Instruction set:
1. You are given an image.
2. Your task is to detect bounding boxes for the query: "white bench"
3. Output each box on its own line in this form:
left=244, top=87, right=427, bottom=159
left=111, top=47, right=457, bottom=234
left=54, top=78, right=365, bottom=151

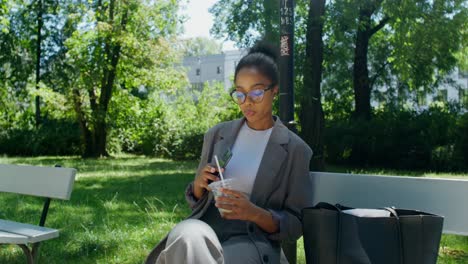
left=283, top=172, right=468, bottom=264
left=0, top=164, right=76, bottom=264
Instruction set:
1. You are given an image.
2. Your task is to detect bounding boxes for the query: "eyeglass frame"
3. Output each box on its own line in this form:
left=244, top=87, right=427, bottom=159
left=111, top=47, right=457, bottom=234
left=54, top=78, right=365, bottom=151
left=229, top=83, right=277, bottom=105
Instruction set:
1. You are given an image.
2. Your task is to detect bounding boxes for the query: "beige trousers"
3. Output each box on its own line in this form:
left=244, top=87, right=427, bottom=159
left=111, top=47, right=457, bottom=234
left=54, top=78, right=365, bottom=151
left=155, top=219, right=263, bottom=264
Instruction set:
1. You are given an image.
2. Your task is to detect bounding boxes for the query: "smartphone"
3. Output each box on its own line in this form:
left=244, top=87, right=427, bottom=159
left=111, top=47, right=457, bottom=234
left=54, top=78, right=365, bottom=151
left=209, top=148, right=233, bottom=180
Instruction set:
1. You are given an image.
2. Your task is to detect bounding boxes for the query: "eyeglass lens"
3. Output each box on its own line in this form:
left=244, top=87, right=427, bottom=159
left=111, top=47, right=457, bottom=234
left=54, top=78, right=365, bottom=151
left=232, top=89, right=265, bottom=104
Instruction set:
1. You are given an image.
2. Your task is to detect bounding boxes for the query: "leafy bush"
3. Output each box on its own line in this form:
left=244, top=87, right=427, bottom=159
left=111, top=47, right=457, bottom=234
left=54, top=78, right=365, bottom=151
left=104, top=81, right=239, bottom=160
left=144, top=82, right=240, bottom=160
left=0, top=117, right=81, bottom=156
left=325, top=104, right=467, bottom=171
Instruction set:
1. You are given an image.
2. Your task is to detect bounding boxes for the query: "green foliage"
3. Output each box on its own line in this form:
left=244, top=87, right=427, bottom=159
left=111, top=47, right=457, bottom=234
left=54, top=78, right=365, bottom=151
left=453, top=113, right=468, bottom=168
left=209, top=0, right=283, bottom=47
left=0, top=116, right=81, bottom=156
left=211, top=0, right=466, bottom=113
left=87, top=81, right=240, bottom=160
left=325, top=104, right=467, bottom=171
left=177, top=37, right=222, bottom=57
left=141, top=82, right=240, bottom=160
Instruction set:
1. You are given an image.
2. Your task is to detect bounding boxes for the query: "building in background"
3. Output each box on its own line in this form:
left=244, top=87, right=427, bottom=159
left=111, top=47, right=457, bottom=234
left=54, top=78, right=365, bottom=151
left=183, top=50, right=246, bottom=92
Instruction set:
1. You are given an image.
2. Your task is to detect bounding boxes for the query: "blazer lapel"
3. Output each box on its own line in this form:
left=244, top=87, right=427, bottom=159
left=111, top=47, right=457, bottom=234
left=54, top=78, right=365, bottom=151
left=250, top=117, right=289, bottom=205
left=210, top=118, right=244, bottom=164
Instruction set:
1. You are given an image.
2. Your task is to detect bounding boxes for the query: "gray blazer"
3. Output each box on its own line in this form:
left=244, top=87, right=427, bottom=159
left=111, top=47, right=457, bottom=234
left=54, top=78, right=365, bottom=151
left=145, top=116, right=313, bottom=264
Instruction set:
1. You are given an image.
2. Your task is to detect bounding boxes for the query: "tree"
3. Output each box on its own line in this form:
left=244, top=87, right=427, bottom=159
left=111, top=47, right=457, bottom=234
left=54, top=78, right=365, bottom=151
left=351, top=0, right=389, bottom=120
left=344, top=0, right=466, bottom=119
left=300, top=0, right=325, bottom=170
left=179, top=37, right=222, bottom=57
left=63, top=0, right=182, bottom=157
left=210, top=0, right=281, bottom=48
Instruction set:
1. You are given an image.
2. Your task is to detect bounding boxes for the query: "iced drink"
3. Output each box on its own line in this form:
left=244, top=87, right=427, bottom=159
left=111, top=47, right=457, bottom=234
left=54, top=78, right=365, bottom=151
left=208, top=178, right=238, bottom=214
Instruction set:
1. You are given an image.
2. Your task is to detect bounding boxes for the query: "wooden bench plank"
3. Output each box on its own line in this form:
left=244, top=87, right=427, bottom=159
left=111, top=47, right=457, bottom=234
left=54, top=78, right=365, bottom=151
left=0, top=230, right=29, bottom=244
left=0, top=220, right=59, bottom=244
left=310, top=172, right=468, bottom=235
left=0, top=164, right=76, bottom=200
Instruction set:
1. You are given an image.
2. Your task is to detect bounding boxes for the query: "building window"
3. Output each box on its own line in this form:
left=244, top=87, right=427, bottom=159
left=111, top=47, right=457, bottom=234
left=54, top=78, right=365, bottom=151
left=196, top=68, right=201, bottom=76
left=217, top=66, right=222, bottom=74
left=191, top=82, right=203, bottom=91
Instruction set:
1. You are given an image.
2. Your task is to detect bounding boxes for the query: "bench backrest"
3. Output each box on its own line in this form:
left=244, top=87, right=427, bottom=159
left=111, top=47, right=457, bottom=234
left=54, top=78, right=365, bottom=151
left=310, top=172, right=468, bottom=236
left=0, top=164, right=76, bottom=200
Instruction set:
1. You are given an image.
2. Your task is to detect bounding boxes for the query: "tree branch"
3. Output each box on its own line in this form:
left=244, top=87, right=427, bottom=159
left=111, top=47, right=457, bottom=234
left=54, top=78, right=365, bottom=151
left=370, top=61, right=390, bottom=90
left=369, top=16, right=390, bottom=36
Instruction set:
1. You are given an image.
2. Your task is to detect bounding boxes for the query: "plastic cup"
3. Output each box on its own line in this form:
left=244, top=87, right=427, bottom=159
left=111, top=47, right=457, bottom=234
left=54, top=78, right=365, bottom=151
left=208, top=178, right=238, bottom=214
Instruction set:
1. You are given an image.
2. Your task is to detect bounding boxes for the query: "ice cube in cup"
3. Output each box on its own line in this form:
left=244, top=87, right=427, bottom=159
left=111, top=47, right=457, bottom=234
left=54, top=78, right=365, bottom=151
left=208, top=178, right=237, bottom=214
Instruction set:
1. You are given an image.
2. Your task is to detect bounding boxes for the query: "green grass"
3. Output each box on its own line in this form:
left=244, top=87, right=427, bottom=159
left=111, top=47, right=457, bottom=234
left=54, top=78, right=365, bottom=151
left=0, top=155, right=467, bottom=263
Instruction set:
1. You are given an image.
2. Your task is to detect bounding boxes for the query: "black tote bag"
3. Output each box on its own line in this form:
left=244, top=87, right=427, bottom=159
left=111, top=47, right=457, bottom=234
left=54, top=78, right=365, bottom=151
left=302, top=202, right=444, bottom=264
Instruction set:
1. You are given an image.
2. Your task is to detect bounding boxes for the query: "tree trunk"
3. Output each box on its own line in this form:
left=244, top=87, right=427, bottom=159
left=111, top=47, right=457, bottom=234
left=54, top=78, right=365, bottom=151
left=353, top=8, right=372, bottom=120
left=72, top=89, right=95, bottom=157
left=35, top=0, right=43, bottom=127
left=351, top=2, right=389, bottom=165
left=352, top=1, right=388, bottom=120
left=300, top=0, right=326, bottom=171
left=89, top=0, right=128, bottom=157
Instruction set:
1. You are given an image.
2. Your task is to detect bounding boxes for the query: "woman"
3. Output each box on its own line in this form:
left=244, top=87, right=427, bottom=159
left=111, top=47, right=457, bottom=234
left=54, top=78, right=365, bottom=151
left=145, top=42, right=313, bottom=264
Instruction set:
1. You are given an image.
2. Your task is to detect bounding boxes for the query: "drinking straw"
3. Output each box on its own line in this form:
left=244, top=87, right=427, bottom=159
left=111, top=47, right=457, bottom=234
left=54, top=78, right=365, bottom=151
left=214, top=155, right=226, bottom=187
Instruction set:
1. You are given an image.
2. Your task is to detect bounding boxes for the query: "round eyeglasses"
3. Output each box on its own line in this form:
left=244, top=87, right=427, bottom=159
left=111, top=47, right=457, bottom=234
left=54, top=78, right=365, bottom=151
left=230, top=84, right=275, bottom=105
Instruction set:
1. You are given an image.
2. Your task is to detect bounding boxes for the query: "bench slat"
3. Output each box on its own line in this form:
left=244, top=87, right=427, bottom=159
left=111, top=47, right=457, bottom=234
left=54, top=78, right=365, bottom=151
left=0, top=164, right=76, bottom=200
left=310, top=172, right=468, bottom=236
left=0, top=219, right=59, bottom=244
left=0, top=230, right=29, bottom=244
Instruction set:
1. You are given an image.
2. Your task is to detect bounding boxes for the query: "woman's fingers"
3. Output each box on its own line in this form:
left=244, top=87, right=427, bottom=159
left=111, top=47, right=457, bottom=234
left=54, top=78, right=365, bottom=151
left=215, top=196, right=236, bottom=205
left=220, top=188, right=245, bottom=198
left=204, top=165, right=216, bottom=173
left=215, top=202, right=235, bottom=210
left=203, top=173, right=219, bottom=183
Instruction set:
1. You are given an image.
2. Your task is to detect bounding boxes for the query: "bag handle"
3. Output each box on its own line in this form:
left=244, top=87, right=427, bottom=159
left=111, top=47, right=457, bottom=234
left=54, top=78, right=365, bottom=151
left=335, top=204, right=343, bottom=264
left=311, top=202, right=345, bottom=264
left=384, top=207, right=404, bottom=264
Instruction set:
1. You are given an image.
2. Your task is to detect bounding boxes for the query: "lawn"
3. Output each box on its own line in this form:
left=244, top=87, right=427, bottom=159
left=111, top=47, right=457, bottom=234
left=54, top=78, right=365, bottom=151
left=0, top=155, right=467, bottom=263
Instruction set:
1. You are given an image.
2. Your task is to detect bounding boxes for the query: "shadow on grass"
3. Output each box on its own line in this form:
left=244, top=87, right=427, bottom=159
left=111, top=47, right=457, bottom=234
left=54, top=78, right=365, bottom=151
left=0, top=156, right=197, bottom=264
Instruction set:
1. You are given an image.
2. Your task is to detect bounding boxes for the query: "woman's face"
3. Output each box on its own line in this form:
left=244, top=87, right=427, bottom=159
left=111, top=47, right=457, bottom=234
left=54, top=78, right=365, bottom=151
left=234, top=67, right=278, bottom=129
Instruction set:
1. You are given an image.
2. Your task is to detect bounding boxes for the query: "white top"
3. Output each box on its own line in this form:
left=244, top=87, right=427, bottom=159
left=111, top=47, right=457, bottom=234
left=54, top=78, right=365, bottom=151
left=224, top=122, right=273, bottom=197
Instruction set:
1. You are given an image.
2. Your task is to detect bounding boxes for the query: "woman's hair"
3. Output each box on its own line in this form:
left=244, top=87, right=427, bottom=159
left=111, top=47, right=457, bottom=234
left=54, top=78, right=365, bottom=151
left=234, top=41, right=279, bottom=85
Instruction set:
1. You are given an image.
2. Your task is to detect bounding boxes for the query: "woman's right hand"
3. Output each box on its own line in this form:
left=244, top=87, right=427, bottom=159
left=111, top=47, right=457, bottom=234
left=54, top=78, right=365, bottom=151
left=193, top=164, right=223, bottom=200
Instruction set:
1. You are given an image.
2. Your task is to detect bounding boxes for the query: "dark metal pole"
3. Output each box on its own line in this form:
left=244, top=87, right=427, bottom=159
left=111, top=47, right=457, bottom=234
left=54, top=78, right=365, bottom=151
left=279, top=0, right=296, bottom=132
left=279, top=5, right=298, bottom=264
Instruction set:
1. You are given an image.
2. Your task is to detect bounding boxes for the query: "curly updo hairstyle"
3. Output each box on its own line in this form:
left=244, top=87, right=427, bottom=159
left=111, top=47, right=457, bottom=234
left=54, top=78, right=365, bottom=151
left=234, top=41, right=279, bottom=86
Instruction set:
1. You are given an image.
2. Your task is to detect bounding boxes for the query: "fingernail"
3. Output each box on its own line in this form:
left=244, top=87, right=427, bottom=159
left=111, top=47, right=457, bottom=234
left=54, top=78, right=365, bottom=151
left=211, top=167, right=215, bottom=173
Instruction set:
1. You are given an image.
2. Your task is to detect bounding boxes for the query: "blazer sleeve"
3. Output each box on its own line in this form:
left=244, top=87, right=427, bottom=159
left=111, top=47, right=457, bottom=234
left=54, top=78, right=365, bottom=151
left=185, top=127, right=216, bottom=210
left=268, top=142, right=313, bottom=241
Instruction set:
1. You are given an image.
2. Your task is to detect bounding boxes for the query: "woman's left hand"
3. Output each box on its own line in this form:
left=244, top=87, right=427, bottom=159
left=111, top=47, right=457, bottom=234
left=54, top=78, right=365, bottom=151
left=215, top=188, right=260, bottom=221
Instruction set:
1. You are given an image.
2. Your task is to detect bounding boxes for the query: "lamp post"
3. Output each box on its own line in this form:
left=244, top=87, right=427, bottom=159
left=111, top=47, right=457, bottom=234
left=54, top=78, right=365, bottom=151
left=279, top=0, right=295, bottom=132
left=279, top=1, right=298, bottom=263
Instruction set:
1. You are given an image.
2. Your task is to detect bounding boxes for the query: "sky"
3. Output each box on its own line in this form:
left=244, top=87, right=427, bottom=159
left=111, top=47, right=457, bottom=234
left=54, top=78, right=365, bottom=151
left=179, top=0, right=237, bottom=51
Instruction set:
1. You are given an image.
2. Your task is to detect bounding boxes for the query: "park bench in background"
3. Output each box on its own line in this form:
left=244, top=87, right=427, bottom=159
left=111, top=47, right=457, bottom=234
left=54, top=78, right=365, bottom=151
left=282, top=171, right=468, bottom=264
left=0, top=164, right=76, bottom=264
